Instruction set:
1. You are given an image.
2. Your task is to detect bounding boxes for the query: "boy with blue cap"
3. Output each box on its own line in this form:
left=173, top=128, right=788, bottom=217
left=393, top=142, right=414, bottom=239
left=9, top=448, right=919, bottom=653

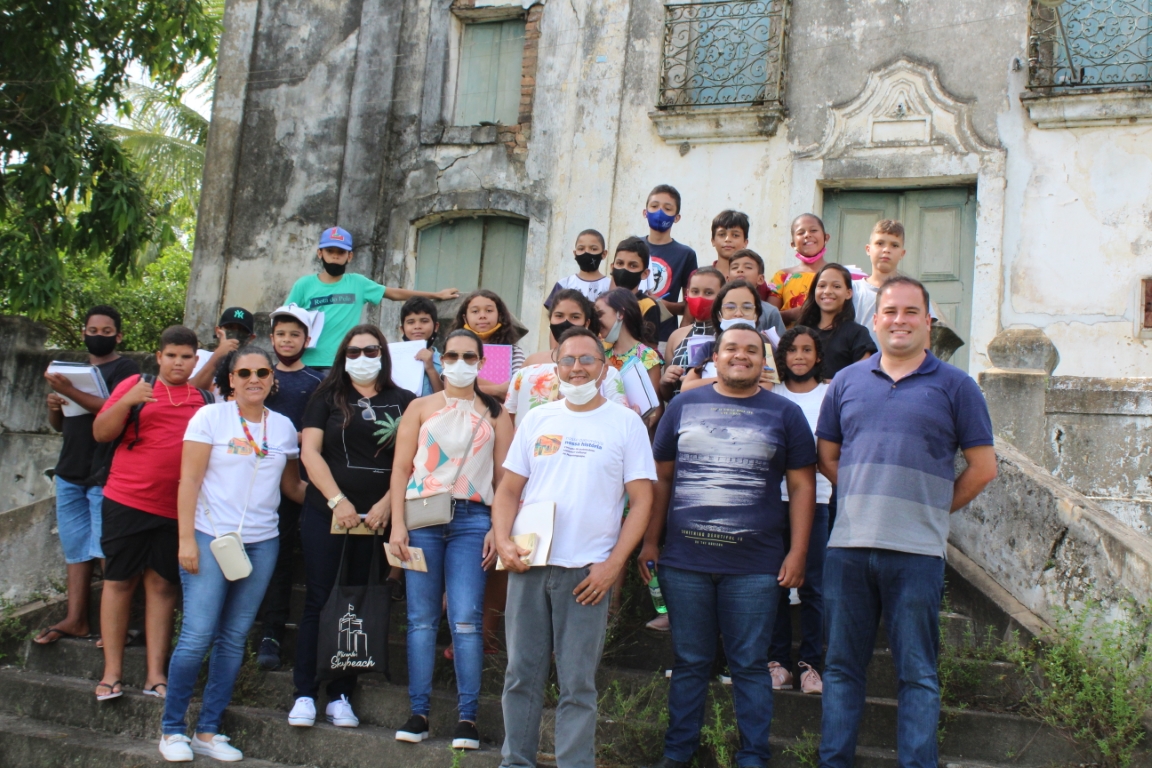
left=286, top=227, right=460, bottom=368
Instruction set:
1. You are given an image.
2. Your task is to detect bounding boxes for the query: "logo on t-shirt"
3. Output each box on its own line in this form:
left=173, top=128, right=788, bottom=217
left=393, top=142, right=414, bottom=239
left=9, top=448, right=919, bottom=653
left=227, top=438, right=254, bottom=455
left=533, top=435, right=562, bottom=457
left=649, top=257, right=671, bottom=298
left=309, top=293, right=356, bottom=308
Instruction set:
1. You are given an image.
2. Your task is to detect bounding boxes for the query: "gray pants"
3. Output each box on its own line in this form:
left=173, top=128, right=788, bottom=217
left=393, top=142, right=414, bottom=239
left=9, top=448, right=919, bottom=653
left=500, top=565, right=610, bottom=768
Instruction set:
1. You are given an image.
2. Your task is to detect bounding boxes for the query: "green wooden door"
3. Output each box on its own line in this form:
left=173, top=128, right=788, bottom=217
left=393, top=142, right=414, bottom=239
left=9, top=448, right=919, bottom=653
left=415, top=217, right=528, bottom=317
left=823, top=187, right=977, bottom=370
left=455, top=19, right=525, bottom=126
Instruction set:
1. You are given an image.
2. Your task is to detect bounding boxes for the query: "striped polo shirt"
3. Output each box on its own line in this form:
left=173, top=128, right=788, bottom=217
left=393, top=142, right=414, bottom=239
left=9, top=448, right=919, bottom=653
left=815, top=351, right=994, bottom=557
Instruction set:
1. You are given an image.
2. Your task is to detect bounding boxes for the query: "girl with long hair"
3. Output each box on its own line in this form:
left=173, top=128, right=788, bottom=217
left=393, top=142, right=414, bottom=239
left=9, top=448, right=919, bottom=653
left=453, top=289, right=526, bottom=401
left=795, top=263, right=875, bottom=380
left=595, top=288, right=663, bottom=427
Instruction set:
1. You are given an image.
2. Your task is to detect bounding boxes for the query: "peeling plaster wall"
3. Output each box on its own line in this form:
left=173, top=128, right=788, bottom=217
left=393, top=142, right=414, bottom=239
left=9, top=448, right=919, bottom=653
left=191, top=0, right=1152, bottom=372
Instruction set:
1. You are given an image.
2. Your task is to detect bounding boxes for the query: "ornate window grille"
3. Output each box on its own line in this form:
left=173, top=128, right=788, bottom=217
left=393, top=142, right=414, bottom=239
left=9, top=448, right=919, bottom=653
left=1027, top=0, right=1152, bottom=89
left=658, top=0, right=789, bottom=108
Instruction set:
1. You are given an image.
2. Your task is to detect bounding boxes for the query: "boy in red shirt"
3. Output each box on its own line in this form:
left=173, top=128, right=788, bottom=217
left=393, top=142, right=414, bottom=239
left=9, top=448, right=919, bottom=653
left=92, top=326, right=213, bottom=702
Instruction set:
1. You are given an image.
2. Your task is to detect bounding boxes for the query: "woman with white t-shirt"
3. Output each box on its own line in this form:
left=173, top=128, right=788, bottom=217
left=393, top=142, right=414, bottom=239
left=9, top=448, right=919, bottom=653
left=766, top=326, right=832, bottom=697
left=159, top=347, right=305, bottom=763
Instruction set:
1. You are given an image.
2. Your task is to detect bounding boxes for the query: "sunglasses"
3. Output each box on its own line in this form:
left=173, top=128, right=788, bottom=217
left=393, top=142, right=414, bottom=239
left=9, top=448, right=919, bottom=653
left=232, top=368, right=272, bottom=380
left=345, top=345, right=382, bottom=359
left=441, top=351, right=481, bottom=364
left=557, top=355, right=601, bottom=367
left=356, top=397, right=376, bottom=422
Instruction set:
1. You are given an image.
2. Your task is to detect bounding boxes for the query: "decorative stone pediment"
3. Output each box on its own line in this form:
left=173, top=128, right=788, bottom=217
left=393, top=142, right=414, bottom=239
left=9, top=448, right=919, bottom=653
left=799, top=59, right=994, bottom=159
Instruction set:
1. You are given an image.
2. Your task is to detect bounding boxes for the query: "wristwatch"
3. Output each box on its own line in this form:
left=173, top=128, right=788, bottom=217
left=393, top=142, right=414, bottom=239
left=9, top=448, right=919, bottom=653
left=327, top=492, right=347, bottom=510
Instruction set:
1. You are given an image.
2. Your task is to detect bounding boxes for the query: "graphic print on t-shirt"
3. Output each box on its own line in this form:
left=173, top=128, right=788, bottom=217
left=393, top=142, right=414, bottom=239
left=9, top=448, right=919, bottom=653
left=533, top=435, right=561, bottom=457
left=343, top=403, right=403, bottom=469
left=673, top=403, right=776, bottom=528
left=648, top=258, right=671, bottom=298
left=307, top=293, right=356, bottom=308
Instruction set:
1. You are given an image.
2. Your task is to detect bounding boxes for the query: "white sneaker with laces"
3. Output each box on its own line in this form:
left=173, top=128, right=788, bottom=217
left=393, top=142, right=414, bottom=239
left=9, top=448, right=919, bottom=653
left=326, top=694, right=360, bottom=727
left=798, top=661, right=823, bottom=695
left=158, top=734, right=193, bottom=762
left=288, top=696, right=316, bottom=727
left=768, top=660, right=794, bottom=690
left=190, top=734, right=243, bottom=762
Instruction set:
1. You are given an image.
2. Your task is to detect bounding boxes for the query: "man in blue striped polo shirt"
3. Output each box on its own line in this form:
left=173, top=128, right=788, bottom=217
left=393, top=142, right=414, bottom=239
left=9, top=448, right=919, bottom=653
left=815, top=276, right=997, bottom=768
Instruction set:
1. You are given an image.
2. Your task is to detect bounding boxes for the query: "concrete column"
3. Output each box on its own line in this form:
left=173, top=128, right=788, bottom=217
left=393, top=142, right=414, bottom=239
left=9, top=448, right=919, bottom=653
left=978, top=327, right=1059, bottom=465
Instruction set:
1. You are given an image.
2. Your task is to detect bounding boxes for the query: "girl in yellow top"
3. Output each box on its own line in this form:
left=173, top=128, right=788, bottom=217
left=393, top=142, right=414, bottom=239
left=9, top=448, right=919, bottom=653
left=769, top=213, right=831, bottom=326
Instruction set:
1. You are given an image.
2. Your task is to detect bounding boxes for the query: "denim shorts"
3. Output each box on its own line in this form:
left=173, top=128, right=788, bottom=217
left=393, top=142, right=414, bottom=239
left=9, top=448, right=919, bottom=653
left=55, top=477, right=104, bottom=564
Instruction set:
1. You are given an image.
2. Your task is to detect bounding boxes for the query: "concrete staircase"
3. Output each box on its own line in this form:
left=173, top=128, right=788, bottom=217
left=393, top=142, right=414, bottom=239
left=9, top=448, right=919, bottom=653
left=0, top=566, right=1094, bottom=768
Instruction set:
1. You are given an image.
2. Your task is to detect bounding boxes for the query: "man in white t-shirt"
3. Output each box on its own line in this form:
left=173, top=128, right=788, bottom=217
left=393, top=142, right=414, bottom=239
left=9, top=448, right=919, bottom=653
left=493, top=327, right=657, bottom=768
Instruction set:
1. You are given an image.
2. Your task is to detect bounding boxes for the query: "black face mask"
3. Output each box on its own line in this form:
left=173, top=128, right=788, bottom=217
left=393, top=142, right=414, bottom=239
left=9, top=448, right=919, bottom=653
left=322, top=260, right=347, bottom=277
left=612, top=267, right=643, bottom=291
left=785, top=366, right=819, bottom=383
left=274, top=348, right=305, bottom=366
left=575, top=252, right=603, bottom=273
left=84, top=334, right=117, bottom=357
left=549, top=320, right=576, bottom=342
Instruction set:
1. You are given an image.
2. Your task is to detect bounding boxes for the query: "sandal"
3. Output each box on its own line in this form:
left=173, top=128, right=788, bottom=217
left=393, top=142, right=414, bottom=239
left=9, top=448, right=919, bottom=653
left=95, top=681, right=123, bottom=701
left=33, top=627, right=92, bottom=645
left=143, top=683, right=168, bottom=699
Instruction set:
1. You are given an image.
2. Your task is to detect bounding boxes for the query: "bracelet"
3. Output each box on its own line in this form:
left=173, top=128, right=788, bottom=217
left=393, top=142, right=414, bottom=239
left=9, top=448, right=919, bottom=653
left=327, top=492, right=347, bottom=510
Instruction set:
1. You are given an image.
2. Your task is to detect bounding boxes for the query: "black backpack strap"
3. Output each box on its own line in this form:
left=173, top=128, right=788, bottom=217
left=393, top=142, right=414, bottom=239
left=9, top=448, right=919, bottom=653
left=124, top=374, right=156, bottom=450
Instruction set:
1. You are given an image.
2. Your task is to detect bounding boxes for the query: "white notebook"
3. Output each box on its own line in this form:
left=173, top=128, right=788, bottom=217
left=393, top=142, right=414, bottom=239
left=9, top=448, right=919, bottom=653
left=46, top=361, right=109, bottom=417
left=507, top=500, right=555, bottom=567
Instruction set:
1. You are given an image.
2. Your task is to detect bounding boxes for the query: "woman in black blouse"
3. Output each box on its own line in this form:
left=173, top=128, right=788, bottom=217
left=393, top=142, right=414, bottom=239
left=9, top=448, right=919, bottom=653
left=288, top=325, right=415, bottom=729
left=795, top=264, right=876, bottom=381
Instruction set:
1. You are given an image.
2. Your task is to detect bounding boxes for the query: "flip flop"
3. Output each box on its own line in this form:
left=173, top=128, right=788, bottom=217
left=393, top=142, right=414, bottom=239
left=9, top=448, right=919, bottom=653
left=95, top=681, right=123, bottom=701
left=33, top=627, right=93, bottom=645
left=143, top=683, right=167, bottom=699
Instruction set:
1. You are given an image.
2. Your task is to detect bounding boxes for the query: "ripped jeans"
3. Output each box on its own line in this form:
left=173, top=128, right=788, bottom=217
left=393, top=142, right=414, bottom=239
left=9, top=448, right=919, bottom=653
left=405, top=500, right=491, bottom=722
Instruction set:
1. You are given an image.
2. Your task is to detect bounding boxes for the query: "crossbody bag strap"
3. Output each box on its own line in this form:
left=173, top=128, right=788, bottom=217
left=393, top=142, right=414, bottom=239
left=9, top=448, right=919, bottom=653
left=202, top=455, right=260, bottom=538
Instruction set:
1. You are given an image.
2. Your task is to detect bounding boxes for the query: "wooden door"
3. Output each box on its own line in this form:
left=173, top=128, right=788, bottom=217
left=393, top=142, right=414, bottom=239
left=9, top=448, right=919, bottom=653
left=822, top=187, right=977, bottom=370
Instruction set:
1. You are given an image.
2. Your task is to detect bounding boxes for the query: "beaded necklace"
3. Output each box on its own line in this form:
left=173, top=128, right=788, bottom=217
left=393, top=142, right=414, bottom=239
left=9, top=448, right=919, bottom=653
left=238, top=407, right=269, bottom=458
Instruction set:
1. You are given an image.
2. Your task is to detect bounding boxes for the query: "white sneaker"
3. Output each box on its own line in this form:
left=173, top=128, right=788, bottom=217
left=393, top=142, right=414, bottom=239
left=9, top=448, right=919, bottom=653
left=288, top=696, right=316, bottom=727
left=190, top=734, right=243, bottom=761
left=789, top=588, right=801, bottom=606
left=158, top=734, right=193, bottom=762
left=326, top=694, right=359, bottom=727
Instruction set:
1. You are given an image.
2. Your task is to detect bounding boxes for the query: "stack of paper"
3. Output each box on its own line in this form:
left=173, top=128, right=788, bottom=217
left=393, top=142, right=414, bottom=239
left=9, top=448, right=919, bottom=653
left=497, top=500, right=555, bottom=569
left=620, top=359, right=660, bottom=417
left=46, top=362, right=109, bottom=417
left=481, top=344, right=513, bottom=385
left=388, top=340, right=428, bottom=396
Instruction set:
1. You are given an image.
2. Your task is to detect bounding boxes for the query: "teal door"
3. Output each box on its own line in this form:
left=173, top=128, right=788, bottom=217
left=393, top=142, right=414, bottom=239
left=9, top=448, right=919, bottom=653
left=415, top=216, right=528, bottom=317
left=823, top=187, right=977, bottom=370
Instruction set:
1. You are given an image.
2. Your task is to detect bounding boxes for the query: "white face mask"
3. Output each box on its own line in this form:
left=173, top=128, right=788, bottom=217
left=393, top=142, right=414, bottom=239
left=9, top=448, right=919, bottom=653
left=559, top=377, right=600, bottom=405
left=345, top=355, right=381, bottom=384
left=720, top=318, right=756, bottom=331
left=442, top=360, right=479, bottom=388
left=604, top=317, right=623, bottom=344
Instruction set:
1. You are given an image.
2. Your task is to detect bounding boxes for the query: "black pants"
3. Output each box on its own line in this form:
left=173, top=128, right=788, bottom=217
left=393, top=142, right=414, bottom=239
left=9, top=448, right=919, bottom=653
left=292, top=500, right=377, bottom=701
left=259, top=498, right=302, bottom=643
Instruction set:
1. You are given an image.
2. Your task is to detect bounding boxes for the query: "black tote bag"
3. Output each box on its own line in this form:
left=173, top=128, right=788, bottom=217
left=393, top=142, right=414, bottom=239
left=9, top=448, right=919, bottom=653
left=316, top=534, right=391, bottom=680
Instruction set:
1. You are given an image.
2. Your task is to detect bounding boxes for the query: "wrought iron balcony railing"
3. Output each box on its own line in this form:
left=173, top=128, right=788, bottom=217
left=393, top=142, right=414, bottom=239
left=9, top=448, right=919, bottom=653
left=1027, top=0, right=1152, bottom=89
left=658, top=0, right=789, bottom=109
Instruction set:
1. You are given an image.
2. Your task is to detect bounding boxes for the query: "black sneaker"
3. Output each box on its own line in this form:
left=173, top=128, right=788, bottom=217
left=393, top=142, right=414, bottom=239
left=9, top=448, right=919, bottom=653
left=256, top=637, right=281, bottom=670
left=395, top=714, right=429, bottom=743
left=451, top=720, right=480, bottom=750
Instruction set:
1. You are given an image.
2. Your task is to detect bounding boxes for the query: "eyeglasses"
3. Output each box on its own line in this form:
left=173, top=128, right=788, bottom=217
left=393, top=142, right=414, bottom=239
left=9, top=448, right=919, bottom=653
left=356, top=397, right=376, bottom=421
left=233, top=368, right=272, bottom=380
left=721, top=302, right=759, bottom=313
left=345, top=345, right=381, bottom=359
left=442, top=351, right=480, bottom=364
left=557, top=355, right=601, bottom=367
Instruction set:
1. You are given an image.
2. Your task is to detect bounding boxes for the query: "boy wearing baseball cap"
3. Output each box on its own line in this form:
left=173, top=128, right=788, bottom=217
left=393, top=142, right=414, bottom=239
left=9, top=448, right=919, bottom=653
left=285, top=226, right=460, bottom=368
left=188, top=306, right=257, bottom=390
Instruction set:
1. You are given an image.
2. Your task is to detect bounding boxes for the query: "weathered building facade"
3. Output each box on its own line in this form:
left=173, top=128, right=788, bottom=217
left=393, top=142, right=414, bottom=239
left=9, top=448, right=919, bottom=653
left=188, top=0, right=1152, bottom=377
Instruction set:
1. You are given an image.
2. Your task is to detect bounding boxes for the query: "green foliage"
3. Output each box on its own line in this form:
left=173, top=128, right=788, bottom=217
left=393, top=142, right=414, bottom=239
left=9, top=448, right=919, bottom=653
left=1, top=245, right=193, bottom=352
left=0, top=0, right=219, bottom=314
left=1011, top=603, right=1152, bottom=768
left=597, top=675, right=668, bottom=765
left=782, top=729, right=821, bottom=768
left=0, top=599, right=29, bottom=660
left=699, top=690, right=738, bottom=767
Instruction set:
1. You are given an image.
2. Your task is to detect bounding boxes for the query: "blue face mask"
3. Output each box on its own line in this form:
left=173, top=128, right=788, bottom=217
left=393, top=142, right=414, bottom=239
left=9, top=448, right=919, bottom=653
left=646, top=209, right=676, bottom=232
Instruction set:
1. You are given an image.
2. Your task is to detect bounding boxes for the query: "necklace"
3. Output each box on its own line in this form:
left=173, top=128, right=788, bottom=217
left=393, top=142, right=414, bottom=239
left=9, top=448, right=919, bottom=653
left=160, top=379, right=193, bottom=407
left=238, top=407, right=269, bottom=458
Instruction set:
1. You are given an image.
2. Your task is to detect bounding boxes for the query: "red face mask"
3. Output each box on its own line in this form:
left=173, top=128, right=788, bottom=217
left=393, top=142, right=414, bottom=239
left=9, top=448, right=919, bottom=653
left=685, top=295, right=715, bottom=322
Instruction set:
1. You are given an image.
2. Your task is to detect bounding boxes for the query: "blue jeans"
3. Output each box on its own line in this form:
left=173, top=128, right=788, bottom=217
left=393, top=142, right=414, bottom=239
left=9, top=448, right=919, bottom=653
left=661, top=565, right=782, bottom=767
left=405, top=500, right=491, bottom=722
left=769, top=503, right=829, bottom=669
left=55, top=477, right=104, bottom=563
left=163, top=531, right=279, bottom=735
left=820, top=547, right=945, bottom=768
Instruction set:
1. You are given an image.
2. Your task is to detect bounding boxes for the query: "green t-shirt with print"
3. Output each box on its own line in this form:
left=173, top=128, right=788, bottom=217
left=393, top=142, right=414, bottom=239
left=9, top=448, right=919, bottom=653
left=286, top=272, right=386, bottom=367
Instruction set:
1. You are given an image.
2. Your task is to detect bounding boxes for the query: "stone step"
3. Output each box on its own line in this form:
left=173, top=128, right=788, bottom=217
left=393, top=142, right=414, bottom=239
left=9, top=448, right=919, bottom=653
left=0, top=669, right=503, bottom=768
left=0, top=712, right=301, bottom=767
